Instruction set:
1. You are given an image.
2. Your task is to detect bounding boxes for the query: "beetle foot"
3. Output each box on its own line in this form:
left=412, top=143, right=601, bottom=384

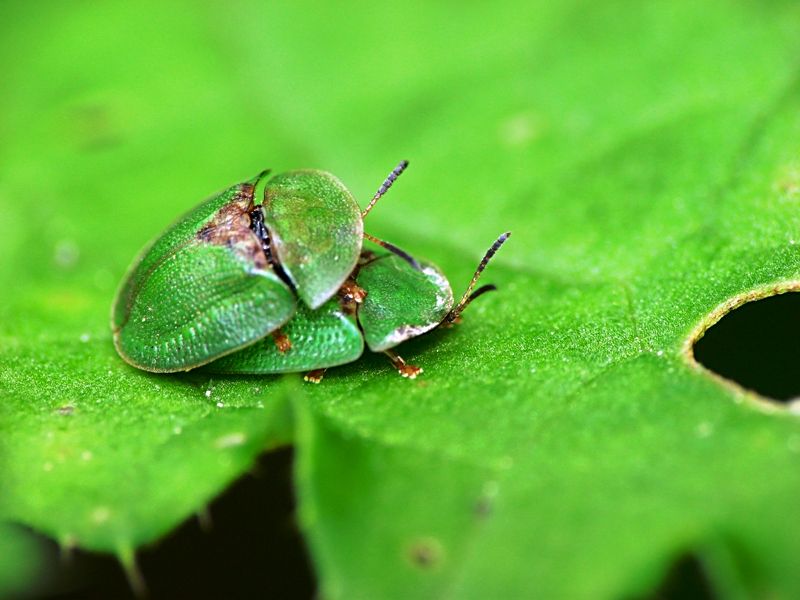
left=272, top=329, right=292, bottom=353
left=397, top=364, right=423, bottom=379
left=384, top=350, right=423, bottom=379
left=304, top=369, right=326, bottom=384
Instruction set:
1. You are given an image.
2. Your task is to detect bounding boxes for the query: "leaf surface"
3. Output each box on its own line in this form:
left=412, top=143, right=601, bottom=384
left=2, top=1, right=800, bottom=597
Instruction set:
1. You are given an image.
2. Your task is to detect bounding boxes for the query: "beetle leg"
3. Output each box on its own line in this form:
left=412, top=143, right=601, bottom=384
left=271, top=329, right=292, bottom=353
left=384, top=350, right=423, bottom=379
left=304, top=368, right=326, bottom=384
left=440, top=314, right=462, bottom=328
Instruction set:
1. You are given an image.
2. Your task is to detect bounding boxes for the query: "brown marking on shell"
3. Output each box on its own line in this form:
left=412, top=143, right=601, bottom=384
left=196, top=183, right=267, bottom=269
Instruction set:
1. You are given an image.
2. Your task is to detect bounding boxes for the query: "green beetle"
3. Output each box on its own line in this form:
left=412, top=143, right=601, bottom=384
left=206, top=233, right=509, bottom=382
left=112, top=162, right=509, bottom=380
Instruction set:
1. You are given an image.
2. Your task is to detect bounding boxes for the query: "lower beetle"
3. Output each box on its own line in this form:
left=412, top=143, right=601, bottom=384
left=206, top=232, right=510, bottom=381
left=112, top=162, right=509, bottom=380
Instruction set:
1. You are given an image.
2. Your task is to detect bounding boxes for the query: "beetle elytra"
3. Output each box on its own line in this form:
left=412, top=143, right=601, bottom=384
left=112, top=163, right=509, bottom=381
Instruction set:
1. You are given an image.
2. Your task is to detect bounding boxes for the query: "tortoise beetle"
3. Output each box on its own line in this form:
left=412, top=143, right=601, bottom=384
left=111, top=162, right=509, bottom=381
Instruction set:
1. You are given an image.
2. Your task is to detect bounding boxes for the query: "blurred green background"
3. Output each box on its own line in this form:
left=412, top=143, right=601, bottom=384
left=3, top=1, right=800, bottom=597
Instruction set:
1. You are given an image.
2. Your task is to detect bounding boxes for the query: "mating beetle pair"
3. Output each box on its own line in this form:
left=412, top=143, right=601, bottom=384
left=112, top=162, right=509, bottom=382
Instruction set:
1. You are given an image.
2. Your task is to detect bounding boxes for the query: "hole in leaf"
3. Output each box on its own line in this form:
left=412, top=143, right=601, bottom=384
left=639, top=553, right=715, bottom=600
left=28, top=448, right=315, bottom=598
left=693, top=291, right=800, bottom=402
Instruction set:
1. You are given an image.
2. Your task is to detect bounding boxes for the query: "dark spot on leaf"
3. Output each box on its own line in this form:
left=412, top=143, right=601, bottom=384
left=692, top=291, right=800, bottom=403
left=474, top=496, right=493, bottom=519
left=70, top=104, right=124, bottom=152
left=406, top=537, right=443, bottom=569
left=56, top=405, right=74, bottom=416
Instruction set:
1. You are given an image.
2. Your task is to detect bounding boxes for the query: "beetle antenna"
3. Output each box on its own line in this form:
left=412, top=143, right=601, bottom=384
left=361, top=160, right=409, bottom=219
left=442, top=232, right=511, bottom=325
left=464, top=283, right=497, bottom=305
left=363, top=232, right=422, bottom=271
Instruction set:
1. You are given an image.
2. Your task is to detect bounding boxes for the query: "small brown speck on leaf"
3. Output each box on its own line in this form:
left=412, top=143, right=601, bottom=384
left=407, top=537, right=444, bottom=569
left=474, top=496, right=493, bottom=518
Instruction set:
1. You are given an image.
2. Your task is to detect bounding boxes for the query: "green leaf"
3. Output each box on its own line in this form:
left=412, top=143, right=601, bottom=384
left=0, top=524, right=42, bottom=597
left=0, top=0, right=300, bottom=554
left=3, top=1, right=800, bottom=597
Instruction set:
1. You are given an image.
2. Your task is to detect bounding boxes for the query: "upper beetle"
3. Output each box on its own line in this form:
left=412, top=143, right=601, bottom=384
left=112, top=162, right=509, bottom=381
